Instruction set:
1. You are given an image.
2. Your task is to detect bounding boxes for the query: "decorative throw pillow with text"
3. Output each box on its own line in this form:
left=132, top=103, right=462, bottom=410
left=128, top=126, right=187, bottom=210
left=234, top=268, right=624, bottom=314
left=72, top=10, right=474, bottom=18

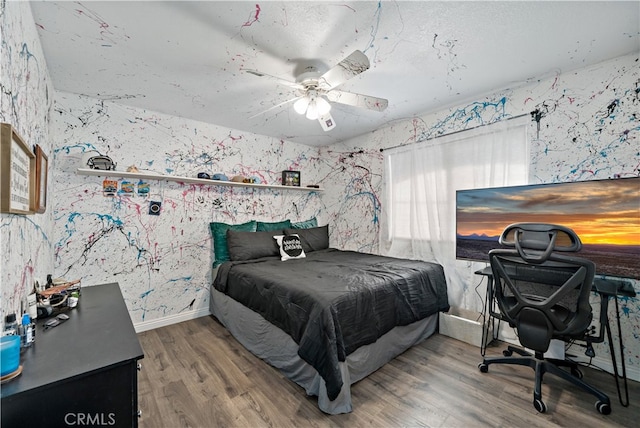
left=273, top=235, right=306, bottom=261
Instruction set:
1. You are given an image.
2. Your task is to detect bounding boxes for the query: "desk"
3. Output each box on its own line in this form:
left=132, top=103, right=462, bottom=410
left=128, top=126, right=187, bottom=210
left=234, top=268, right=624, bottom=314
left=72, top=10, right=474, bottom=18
left=1, top=283, right=144, bottom=427
left=475, top=267, right=635, bottom=407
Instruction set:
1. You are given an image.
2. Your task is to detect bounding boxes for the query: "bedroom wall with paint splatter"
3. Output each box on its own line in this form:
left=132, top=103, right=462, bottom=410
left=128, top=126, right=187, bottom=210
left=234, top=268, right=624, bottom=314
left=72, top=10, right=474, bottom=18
left=1, top=2, right=54, bottom=319
left=320, top=52, right=639, bottom=375
left=4, top=0, right=637, bottom=376
left=51, top=92, right=324, bottom=326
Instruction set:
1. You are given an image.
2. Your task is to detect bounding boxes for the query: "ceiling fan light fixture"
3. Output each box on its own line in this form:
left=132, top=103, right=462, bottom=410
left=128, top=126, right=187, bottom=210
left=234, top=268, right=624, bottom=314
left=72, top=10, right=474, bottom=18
left=316, top=96, right=331, bottom=116
left=306, top=101, right=319, bottom=120
left=293, top=97, right=309, bottom=115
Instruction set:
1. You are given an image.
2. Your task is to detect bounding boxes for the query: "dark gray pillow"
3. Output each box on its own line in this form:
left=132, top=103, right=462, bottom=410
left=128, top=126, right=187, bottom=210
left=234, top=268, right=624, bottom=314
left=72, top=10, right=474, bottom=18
left=226, top=229, right=280, bottom=261
left=284, top=225, right=329, bottom=253
left=210, top=220, right=257, bottom=267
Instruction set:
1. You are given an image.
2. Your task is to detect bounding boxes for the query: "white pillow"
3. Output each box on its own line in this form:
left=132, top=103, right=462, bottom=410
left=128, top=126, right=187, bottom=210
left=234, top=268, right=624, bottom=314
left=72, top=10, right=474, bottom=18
left=273, top=234, right=306, bottom=261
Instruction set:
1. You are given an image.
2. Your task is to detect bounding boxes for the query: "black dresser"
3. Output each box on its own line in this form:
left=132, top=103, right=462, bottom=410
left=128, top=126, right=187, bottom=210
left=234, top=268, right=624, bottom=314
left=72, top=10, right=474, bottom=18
left=1, top=282, right=144, bottom=427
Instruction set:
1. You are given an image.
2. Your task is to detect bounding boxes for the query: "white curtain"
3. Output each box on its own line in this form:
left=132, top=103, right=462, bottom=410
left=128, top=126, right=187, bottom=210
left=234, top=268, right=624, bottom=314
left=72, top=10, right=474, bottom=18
left=380, top=118, right=531, bottom=311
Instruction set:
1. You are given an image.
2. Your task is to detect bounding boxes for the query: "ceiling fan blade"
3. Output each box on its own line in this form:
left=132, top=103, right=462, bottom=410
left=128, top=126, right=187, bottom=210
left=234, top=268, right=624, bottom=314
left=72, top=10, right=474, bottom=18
left=245, top=69, right=303, bottom=90
left=318, top=50, right=370, bottom=90
left=318, top=112, right=336, bottom=132
left=325, top=90, right=388, bottom=112
left=248, top=96, right=302, bottom=119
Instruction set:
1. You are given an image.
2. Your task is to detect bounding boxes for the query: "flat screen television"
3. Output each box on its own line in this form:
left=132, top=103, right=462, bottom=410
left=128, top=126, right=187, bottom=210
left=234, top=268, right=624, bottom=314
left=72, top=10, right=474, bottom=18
left=456, top=177, right=640, bottom=279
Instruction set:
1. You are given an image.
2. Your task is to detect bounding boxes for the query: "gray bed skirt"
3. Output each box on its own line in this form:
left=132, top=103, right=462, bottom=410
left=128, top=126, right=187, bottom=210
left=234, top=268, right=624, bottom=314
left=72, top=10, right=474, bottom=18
left=209, top=286, right=438, bottom=414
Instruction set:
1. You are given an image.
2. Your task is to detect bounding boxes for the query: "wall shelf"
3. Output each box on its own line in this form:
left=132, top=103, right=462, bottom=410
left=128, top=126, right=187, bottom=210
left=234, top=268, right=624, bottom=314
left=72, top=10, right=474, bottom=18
left=76, top=168, right=323, bottom=192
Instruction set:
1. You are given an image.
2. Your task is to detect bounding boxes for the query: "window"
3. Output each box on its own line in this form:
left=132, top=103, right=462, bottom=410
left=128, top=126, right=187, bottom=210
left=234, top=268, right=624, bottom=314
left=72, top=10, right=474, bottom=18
left=380, top=117, right=530, bottom=309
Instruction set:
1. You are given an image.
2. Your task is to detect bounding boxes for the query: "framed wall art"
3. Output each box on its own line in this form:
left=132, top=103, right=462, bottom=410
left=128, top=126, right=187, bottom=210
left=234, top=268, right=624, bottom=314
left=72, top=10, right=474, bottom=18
left=34, top=144, right=48, bottom=213
left=282, top=170, right=301, bottom=187
left=1, top=123, right=36, bottom=214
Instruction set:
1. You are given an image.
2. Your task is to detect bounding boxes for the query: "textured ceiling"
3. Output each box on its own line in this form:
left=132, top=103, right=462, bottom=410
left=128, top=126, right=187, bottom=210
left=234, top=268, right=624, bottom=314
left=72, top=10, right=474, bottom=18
left=30, top=1, right=640, bottom=147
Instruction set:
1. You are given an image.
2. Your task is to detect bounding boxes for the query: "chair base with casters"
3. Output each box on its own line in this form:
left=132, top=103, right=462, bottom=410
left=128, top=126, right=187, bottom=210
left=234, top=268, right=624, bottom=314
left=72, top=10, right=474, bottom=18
left=479, top=346, right=611, bottom=414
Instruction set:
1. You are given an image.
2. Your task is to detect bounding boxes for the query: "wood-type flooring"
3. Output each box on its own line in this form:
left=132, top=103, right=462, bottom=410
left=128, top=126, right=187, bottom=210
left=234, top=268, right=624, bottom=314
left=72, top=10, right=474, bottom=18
left=137, top=316, right=638, bottom=427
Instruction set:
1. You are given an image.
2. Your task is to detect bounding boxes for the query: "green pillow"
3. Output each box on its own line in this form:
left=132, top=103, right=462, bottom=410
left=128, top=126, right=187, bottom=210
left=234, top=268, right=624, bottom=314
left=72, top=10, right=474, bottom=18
left=291, top=217, right=318, bottom=229
left=210, top=220, right=257, bottom=267
left=256, top=219, right=292, bottom=232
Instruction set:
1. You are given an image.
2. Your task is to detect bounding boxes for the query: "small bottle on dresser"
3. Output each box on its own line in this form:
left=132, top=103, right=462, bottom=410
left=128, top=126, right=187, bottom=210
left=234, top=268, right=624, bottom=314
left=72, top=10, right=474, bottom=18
left=21, top=313, right=34, bottom=347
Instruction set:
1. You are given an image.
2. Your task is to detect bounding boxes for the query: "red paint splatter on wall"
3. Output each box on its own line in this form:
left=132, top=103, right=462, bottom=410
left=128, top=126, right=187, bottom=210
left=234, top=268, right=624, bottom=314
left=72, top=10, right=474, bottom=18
left=242, top=4, right=262, bottom=27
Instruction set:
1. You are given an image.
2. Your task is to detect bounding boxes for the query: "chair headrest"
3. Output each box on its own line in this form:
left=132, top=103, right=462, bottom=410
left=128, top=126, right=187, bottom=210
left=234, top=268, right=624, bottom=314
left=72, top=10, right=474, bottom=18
left=499, top=223, right=582, bottom=253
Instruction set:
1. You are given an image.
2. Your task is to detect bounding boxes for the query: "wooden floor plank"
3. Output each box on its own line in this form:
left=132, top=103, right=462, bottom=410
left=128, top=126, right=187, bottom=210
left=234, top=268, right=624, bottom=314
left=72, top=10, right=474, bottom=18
left=137, top=316, right=639, bottom=427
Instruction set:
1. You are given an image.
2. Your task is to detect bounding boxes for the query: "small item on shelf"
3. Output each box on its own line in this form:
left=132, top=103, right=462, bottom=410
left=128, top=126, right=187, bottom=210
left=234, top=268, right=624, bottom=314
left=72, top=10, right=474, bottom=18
left=231, top=175, right=246, bottom=183
left=282, top=170, right=301, bottom=186
left=197, top=172, right=211, bottom=179
left=126, top=165, right=139, bottom=173
left=86, top=154, right=116, bottom=171
left=212, top=173, right=228, bottom=181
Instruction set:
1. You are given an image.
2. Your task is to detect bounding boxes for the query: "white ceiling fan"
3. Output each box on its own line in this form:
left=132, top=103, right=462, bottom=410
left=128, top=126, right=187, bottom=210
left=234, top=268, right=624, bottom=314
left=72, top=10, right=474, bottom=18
left=246, top=50, right=388, bottom=131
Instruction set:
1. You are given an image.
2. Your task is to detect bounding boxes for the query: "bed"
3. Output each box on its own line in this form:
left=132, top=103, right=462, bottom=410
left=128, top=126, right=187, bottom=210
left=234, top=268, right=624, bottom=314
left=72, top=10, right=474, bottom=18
left=209, top=221, right=449, bottom=414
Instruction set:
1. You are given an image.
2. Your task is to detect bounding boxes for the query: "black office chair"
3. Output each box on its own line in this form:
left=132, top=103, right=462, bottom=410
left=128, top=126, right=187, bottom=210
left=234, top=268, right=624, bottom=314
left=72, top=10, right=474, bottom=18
left=478, top=223, right=611, bottom=415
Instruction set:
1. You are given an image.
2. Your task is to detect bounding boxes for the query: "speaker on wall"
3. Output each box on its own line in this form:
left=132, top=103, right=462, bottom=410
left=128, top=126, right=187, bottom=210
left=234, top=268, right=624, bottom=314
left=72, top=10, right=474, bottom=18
left=148, top=201, right=162, bottom=216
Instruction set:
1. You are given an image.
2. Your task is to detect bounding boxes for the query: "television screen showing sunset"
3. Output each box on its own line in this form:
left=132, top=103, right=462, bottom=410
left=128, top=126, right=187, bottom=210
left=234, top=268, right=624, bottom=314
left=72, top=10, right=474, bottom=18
left=456, top=177, right=640, bottom=279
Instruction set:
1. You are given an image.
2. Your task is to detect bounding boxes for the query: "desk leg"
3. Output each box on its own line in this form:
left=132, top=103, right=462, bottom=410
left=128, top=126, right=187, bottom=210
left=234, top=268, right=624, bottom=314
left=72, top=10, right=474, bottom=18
left=604, top=296, right=630, bottom=407
left=480, top=276, right=498, bottom=357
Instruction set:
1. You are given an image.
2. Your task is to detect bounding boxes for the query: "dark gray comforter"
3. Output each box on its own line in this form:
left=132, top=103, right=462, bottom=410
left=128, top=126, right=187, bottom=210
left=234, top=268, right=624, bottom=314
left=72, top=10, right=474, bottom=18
left=213, top=249, right=449, bottom=400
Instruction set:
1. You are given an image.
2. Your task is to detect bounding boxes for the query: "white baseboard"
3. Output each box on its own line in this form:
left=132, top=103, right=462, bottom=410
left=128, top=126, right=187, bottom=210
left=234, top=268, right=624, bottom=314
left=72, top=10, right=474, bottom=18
left=133, top=307, right=211, bottom=333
